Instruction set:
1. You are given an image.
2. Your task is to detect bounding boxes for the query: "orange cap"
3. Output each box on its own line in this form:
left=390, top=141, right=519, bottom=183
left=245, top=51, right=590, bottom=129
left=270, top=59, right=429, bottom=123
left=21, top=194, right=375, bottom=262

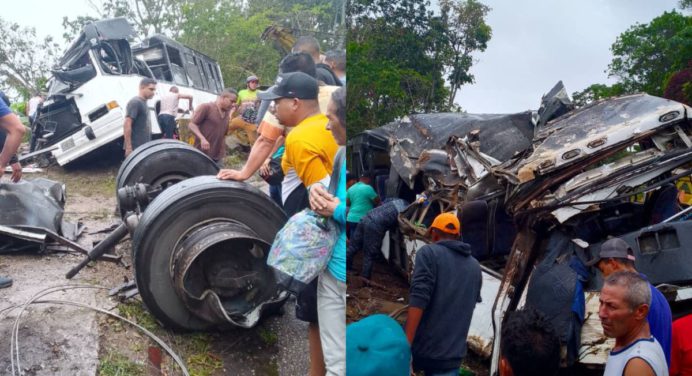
left=429, top=212, right=460, bottom=235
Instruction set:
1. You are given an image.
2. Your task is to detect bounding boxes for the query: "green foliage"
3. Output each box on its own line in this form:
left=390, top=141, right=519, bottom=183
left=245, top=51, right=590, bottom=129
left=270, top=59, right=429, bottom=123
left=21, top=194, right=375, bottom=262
left=608, top=11, right=692, bottom=96
left=347, top=0, right=491, bottom=135
left=574, top=10, right=691, bottom=106
left=62, top=0, right=186, bottom=42
left=117, top=301, right=159, bottom=332
left=439, top=0, right=492, bottom=108
left=571, top=83, right=627, bottom=108
left=178, top=1, right=282, bottom=89
left=0, top=18, right=60, bottom=98
left=98, top=352, right=146, bottom=376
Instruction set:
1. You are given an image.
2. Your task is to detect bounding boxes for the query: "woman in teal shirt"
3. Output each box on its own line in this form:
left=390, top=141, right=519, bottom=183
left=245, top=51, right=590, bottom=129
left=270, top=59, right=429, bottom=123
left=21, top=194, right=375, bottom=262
left=309, top=87, right=347, bottom=375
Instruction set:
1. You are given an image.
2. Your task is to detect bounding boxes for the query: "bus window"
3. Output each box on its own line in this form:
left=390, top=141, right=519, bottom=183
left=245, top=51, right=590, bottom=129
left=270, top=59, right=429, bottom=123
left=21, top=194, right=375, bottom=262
left=184, top=53, right=202, bottom=89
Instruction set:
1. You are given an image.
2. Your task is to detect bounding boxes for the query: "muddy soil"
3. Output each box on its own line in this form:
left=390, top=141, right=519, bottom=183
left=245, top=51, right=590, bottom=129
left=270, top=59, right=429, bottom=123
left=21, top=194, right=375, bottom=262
left=0, top=147, right=309, bottom=375
left=347, top=252, right=491, bottom=375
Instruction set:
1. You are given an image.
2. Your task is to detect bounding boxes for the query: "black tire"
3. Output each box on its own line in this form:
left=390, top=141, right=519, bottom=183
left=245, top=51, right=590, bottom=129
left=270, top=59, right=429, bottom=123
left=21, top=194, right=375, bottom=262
left=132, top=176, right=287, bottom=331
left=115, top=139, right=219, bottom=216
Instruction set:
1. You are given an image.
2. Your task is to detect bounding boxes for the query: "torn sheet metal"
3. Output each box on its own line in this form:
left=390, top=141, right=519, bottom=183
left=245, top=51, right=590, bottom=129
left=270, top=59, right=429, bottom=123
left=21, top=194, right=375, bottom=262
left=515, top=94, right=690, bottom=183
left=0, top=178, right=82, bottom=252
left=383, top=112, right=535, bottom=189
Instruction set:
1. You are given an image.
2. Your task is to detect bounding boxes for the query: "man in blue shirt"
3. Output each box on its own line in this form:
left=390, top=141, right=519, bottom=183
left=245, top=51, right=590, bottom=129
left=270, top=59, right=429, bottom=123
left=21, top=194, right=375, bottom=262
left=588, top=237, right=673, bottom=366
left=0, top=97, right=27, bottom=288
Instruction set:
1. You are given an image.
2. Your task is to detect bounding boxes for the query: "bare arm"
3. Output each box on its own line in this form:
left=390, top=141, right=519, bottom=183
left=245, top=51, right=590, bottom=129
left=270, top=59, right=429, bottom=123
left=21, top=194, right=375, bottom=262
left=0, top=113, right=25, bottom=169
left=123, top=117, right=133, bottom=156
left=187, top=121, right=210, bottom=151
left=405, top=306, right=424, bottom=345
left=217, top=134, right=275, bottom=181
left=623, top=357, right=656, bottom=376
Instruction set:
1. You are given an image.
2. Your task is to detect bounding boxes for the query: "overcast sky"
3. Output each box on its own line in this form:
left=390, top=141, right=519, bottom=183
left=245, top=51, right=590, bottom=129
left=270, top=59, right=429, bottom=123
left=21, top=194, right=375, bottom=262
left=2, top=0, right=687, bottom=113
left=453, top=0, right=684, bottom=113
left=3, top=0, right=98, bottom=49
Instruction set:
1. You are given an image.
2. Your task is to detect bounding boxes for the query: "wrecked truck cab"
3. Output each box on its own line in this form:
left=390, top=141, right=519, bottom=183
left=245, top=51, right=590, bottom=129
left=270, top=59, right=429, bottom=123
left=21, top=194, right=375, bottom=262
left=487, top=93, right=692, bottom=373
left=32, top=17, right=223, bottom=166
left=353, top=88, right=692, bottom=371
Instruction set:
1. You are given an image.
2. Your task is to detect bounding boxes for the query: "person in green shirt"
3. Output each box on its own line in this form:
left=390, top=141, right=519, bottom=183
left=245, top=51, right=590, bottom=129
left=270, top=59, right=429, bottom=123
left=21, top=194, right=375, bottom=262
left=230, top=75, right=260, bottom=145
left=237, top=75, right=259, bottom=103
left=346, top=175, right=380, bottom=238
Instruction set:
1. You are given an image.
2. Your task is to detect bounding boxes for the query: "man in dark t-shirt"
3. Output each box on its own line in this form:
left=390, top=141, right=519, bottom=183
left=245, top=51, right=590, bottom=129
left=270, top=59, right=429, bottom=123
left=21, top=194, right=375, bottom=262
left=188, top=89, right=238, bottom=167
left=124, top=78, right=157, bottom=157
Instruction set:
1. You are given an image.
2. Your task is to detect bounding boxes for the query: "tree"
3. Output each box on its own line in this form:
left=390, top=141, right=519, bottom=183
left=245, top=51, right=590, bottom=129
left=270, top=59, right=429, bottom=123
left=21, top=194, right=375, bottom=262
left=663, top=61, right=692, bottom=105
left=571, top=83, right=627, bottom=108
left=62, top=0, right=186, bottom=43
left=573, top=10, right=691, bottom=106
left=608, top=10, right=692, bottom=96
left=348, top=0, right=447, bottom=136
left=347, top=0, right=491, bottom=135
left=439, top=0, right=492, bottom=109
left=177, top=0, right=282, bottom=89
left=0, top=18, right=61, bottom=99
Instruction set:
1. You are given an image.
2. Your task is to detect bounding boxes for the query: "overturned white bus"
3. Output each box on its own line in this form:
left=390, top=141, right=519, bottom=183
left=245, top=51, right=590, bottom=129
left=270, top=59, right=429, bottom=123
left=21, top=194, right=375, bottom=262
left=31, top=18, right=224, bottom=165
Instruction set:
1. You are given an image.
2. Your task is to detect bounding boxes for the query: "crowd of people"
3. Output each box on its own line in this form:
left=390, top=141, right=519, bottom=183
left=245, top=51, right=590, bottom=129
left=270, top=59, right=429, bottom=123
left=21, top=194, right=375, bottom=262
left=343, top=180, right=688, bottom=375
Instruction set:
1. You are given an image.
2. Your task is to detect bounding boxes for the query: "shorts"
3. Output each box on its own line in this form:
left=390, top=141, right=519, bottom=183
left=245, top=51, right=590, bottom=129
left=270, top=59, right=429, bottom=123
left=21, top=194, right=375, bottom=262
left=295, top=278, right=319, bottom=323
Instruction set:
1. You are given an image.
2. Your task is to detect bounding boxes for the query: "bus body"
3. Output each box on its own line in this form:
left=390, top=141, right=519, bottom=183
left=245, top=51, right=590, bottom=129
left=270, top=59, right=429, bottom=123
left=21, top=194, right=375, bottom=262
left=32, top=18, right=224, bottom=165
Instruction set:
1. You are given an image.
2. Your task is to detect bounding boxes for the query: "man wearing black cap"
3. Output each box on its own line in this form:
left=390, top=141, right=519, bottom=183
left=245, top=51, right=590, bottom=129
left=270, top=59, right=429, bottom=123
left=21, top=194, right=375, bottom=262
left=257, top=71, right=339, bottom=376
left=588, top=237, right=673, bottom=366
left=217, top=52, right=338, bottom=183
left=256, top=71, right=338, bottom=216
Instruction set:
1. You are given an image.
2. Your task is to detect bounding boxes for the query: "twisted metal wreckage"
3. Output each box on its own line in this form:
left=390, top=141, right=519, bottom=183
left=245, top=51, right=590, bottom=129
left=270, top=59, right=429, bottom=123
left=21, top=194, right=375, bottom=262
left=349, top=82, right=692, bottom=372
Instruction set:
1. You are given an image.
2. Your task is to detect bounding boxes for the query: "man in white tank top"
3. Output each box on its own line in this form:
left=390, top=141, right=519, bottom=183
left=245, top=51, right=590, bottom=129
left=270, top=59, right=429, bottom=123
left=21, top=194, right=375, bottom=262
left=600, top=271, right=668, bottom=376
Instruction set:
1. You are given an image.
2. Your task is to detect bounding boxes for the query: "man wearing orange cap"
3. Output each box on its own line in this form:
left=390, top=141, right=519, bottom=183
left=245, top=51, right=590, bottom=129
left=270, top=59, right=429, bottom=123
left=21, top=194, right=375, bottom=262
left=405, top=212, right=483, bottom=376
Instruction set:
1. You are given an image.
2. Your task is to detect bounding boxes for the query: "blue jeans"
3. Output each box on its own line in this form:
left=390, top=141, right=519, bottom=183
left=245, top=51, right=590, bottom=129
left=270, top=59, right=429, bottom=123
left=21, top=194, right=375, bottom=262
left=269, top=184, right=282, bottom=208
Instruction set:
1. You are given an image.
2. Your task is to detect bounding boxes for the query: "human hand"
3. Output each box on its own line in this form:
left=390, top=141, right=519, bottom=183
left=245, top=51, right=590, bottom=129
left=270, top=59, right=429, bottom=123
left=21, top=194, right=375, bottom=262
left=124, top=146, right=133, bottom=158
left=310, top=183, right=338, bottom=216
left=10, top=162, right=22, bottom=182
left=313, top=197, right=339, bottom=217
left=259, top=159, right=271, bottom=177
left=200, top=138, right=210, bottom=152
left=217, top=168, right=247, bottom=181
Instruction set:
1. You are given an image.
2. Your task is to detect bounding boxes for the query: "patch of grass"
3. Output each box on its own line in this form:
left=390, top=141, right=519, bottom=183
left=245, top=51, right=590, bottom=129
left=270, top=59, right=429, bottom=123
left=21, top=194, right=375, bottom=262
left=176, top=333, right=223, bottom=376
left=43, top=166, right=118, bottom=198
left=223, top=152, right=246, bottom=169
left=258, top=327, right=278, bottom=346
left=98, top=352, right=146, bottom=376
left=117, top=301, right=159, bottom=332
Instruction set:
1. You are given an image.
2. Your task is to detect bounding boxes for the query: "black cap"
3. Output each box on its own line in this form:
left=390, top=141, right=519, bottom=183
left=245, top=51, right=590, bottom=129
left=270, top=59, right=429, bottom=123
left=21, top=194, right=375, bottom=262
left=258, top=72, right=318, bottom=101
left=585, top=237, right=636, bottom=266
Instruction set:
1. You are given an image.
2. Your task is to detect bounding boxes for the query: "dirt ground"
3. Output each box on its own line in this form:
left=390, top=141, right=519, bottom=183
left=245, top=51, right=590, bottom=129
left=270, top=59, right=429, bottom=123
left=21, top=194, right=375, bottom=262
left=347, top=253, right=491, bottom=375
left=0, top=145, right=309, bottom=376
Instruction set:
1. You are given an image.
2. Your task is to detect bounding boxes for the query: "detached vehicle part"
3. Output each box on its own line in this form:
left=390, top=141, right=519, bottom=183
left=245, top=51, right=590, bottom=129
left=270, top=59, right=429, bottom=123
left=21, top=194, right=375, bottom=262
left=115, top=139, right=219, bottom=217
left=67, top=143, right=287, bottom=330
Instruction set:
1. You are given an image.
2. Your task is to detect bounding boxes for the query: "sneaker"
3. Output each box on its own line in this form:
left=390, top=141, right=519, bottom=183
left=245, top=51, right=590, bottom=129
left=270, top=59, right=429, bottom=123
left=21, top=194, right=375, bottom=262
left=0, top=276, right=13, bottom=289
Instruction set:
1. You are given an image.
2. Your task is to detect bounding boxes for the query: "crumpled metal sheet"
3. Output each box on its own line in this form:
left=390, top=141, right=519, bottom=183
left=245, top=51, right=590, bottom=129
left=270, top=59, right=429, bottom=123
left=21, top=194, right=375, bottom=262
left=0, top=178, right=82, bottom=252
left=384, top=112, right=536, bottom=188
left=514, top=94, right=690, bottom=182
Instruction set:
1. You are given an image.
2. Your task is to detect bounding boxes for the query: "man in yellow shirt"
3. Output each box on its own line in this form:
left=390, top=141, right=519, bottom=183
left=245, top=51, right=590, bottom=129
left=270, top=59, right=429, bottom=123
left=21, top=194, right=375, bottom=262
left=258, top=71, right=338, bottom=216
left=257, top=71, right=338, bottom=376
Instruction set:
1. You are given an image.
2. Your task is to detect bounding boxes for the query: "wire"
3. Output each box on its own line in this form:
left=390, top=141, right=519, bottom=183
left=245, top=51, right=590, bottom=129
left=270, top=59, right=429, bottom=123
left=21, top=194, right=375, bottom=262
left=3, top=284, right=189, bottom=376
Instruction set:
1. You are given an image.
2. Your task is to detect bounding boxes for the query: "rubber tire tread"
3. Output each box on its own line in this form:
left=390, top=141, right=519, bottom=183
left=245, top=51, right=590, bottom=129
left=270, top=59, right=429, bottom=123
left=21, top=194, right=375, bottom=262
left=132, top=175, right=286, bottom=330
